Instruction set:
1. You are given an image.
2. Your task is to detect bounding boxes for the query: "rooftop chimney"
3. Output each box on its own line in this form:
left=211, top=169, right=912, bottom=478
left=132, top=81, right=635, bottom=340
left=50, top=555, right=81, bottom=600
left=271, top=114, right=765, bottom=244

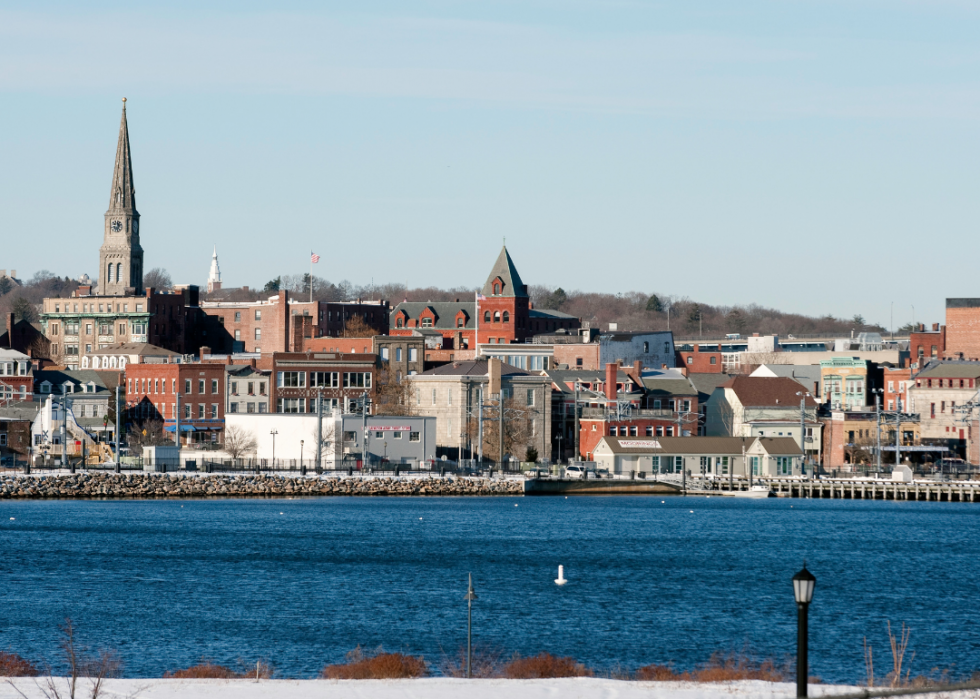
left=933, top=323, right=940, bottom=332
left=605, top=363, right=617, bottom=402
left=5, top=312, right=13, bottom=347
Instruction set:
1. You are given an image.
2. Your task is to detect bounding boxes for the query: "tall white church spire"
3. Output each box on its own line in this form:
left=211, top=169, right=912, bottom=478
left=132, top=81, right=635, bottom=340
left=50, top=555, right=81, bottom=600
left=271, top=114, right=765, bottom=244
left=207, top=245, right=222, bottom=293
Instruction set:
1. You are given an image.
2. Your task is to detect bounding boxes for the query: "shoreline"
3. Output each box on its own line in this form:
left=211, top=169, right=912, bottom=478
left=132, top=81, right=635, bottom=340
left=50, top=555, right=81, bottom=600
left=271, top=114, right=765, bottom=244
left=0, top=678, right=860, bottom=699
left=0, top=472, right=524, bottom=499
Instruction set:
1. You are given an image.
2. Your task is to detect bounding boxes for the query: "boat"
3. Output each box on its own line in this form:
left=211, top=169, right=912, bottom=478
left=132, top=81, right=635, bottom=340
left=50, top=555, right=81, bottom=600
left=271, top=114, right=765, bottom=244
left=732, top=485, right=774, bottom=499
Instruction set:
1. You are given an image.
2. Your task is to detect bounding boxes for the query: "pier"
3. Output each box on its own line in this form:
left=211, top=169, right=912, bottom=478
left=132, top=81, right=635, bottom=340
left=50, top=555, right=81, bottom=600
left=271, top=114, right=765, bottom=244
left=688, top=477, right=980, bottom=502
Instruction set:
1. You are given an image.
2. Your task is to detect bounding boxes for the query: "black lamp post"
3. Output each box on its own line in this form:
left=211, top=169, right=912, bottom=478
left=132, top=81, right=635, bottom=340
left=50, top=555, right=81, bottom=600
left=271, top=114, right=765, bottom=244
left=792, top=565, right=816, bottom=698
left=464, top=573, right=477, bottom=678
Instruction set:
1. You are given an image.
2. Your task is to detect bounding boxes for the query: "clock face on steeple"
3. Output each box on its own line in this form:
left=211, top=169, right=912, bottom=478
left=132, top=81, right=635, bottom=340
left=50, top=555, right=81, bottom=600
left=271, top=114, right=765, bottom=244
left=111, top=220, right=123, bottom=232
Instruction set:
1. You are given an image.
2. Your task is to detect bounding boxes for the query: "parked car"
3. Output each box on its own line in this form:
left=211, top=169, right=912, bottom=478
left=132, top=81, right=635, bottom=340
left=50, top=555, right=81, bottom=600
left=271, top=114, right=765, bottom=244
left=565, top=465, right=586, bottom=479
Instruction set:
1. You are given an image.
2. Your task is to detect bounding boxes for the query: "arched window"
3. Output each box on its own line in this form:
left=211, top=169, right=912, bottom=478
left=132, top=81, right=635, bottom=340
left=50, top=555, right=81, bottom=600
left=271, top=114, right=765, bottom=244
left=109, top=356, right=117, bottom=368
left=457, top=317, right=464, bottom=328
left=118, top=357, right=126, bottom=369
left=484, top=311, right=491, bottom=323
left=502, top=311, right=510, bottom=323
left=396, top=317, right=403, bottom=328
left=494, top=283, right=501, bottom=295
left=106, top=265, right=113, bottom=283
left=116, top=263, right=122, bottom=283
left=81, top=356, right=89, bottom=368
left=93, top=356, right=101, bottom=369
left=493, top=311, right=500, bottom=322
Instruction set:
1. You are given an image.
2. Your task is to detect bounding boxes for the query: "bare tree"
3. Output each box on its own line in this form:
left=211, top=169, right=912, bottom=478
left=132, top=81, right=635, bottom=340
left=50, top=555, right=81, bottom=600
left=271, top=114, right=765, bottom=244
left=466, top=396, right=536, bottom=463
left=374, top=367, right=413, bottom=416
left=309, top=421, right=337, bottom=466
left=341, top=315, right=376, bottom=338
left=6, top=618, right=122, bottom=699
left=125, top=419, right=170, bottom=449
left=142, top=268, right=172, bottom=290
left=224, top=425, right=257, bottom=461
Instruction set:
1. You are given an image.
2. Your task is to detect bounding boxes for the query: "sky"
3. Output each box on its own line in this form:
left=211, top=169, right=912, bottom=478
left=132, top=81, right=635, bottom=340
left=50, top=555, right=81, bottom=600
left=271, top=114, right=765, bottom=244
left=2, top=0, right=979, bottom=328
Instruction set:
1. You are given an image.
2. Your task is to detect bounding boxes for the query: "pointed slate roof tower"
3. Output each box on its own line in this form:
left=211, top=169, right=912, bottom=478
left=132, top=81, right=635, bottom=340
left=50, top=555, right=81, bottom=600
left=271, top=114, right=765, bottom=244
left=481, top=246, right=528, bottom=298
left=99, top=97, right=144, bottom=296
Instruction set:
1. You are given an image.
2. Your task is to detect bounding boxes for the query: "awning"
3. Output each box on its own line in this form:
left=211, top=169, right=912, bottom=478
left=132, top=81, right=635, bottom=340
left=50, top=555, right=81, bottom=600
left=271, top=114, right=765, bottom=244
left=164, top=425, right=196, bottom=432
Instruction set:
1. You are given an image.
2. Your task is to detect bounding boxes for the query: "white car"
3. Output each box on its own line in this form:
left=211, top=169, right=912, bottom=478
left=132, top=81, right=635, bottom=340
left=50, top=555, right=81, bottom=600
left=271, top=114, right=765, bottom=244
left=565, top=465, right=586, bottom=479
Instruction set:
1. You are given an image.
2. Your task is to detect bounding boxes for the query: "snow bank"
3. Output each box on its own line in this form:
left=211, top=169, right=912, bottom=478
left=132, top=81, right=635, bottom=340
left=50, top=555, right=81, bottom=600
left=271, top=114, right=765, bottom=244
left=0, top=678, right=856, bottom=699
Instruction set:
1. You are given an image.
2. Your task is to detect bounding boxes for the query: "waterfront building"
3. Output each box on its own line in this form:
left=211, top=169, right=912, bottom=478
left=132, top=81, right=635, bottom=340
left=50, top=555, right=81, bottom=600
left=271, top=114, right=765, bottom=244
left=592, top=435, right=803, bottom=477
left=124, top=361, right=226, bottom=446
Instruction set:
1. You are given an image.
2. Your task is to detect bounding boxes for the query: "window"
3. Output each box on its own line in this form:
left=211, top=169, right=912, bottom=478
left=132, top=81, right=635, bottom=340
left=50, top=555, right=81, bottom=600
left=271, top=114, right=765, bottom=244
left=575, top=358, right=583, bottom=367
left=432, top=388, right=437, bottom=405
left=457, top=317, right=464, bottom=327
left=211, top=379, right=219, bottom=394
left=750, top=456, right=760, bottom=476
left=311, top=372, right=339, bottom=388
left=645, top=426, right=653, bottom=436
left=231, top=381, right=238, bottom=395
left=494, top=283, right=500, bottom=295
left=421, top=317, right=433, bottom=328
left=85, top=324, right=92, bottom=335
left=278, top=371, right=306, bottom=388
left=277, top=398, right=305, bottom=413
left=211, top=404, right=218, bottom=418
left=392, top=431, right=402, bottom=439
left=395, top=347, right=402, bottom=362
left=409, top=348, right=417, bottom=362
left=255, top=310, right=262, bottom=320
left=258, top=402, right=267, bottom=413
left=374, top=431, right=384, bottom=439
left=185, top=379, right=191, bottom=394
left=709, top=356, right=717, bottom=365
left=255, top=328, right=261, bottom=340
left=195, top=403, right=203, bottom=419
left=64, top=322, right=80, bottom=335
left=51, top=323, right=60, bottom=336
left=259, top=382, right=266, bottom=395
left=235, top=330, right=241, bottom=341
left=666, top=426, right=674, bottom=436
left=396, top=317, right=404, bottom=328
left=888, top=400, right=895, bottom=410
left=229, top=402, right=239, bottom=413
left=484, top=311, right=491, bottom=323
left=448, top=389, right=453, bottom=406
left=410, top=431, right=420, bottom=442
left=381, top=347, right=389, bottom=361
left=525, top=388, right=535, bottom=406
left=198, top=379, right=205, bottom=393
left=493, top=311, right=500, bottom=322
left=235, top=312, right=241, bottom=322
left=502, top=311, right=510, bottom=323
left=630, top=426, right=638, bottom=436
left=687, top=356, right=693, bottom=365
left=343, top=373, right=371, bottom=389
left=184, top=403, right=192, bottom=419
left=120, top=323, right=128, bottom=335
left=0, top=434, right=7, bottom=447
left=610, top=426, right=618, bottom=436
left=656, top=426, right=664, bottom=436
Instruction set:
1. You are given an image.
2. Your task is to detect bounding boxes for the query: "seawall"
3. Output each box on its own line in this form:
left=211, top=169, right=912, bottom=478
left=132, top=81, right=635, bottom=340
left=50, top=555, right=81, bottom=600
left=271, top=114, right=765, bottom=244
left=0, top=473, right=524, bottom=499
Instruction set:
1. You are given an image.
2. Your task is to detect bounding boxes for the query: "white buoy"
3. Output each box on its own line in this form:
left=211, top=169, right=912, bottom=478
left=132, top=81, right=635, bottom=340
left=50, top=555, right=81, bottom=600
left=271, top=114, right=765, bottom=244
left=555, top=565, right=567, bottom=586
left=9, top=517, right=14, bottom=521
left=514, top=504, right=518, bottom=507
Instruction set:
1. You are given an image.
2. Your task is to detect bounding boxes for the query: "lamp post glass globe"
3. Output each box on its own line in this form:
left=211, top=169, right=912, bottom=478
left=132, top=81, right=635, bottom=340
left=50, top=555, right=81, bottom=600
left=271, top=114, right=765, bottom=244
left=792, top=565, right=815, bottom=604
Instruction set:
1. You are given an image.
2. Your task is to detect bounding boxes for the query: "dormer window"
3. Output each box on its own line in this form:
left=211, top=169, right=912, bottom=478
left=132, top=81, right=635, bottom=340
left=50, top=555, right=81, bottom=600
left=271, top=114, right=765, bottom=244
left=41, top=382, right=51, bottom=394
left=457, top=317, right=464, bottom=328
left=396, top=317, right=404, bottom=328
left=421, top=318, right=433, bottom=328
left=63, top=383, right=74, bottom=394
left=493, top=283, right=500, bottom=295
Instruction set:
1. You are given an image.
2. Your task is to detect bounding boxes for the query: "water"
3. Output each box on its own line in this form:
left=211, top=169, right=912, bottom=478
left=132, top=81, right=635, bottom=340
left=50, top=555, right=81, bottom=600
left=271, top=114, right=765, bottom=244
left=1, top=495, right=978, bottom=683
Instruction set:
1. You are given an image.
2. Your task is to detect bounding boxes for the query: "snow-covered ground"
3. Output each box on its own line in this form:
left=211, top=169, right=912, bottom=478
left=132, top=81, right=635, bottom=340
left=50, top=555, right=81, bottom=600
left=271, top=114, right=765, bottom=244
left=0, top=678, right=858, bottom=699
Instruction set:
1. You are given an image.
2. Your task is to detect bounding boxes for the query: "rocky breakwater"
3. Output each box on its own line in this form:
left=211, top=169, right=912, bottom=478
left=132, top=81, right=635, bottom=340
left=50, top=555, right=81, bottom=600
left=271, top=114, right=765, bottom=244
left=0, top=473, right=524, bottom=499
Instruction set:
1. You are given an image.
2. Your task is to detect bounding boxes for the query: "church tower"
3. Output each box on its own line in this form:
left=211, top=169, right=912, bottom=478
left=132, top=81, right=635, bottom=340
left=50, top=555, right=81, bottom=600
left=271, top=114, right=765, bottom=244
left=207, top=246, right=222, bottom=293
left=99, top=98, right=144, bottom=296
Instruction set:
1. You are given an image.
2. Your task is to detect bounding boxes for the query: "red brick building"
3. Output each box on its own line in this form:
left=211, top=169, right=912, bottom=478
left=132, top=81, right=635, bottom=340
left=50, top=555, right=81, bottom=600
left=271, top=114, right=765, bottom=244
left=200, top=290, right=389, bottom=354
left=676, top=343, right=724, bottom=373
left=270, top=352, right=380, bottom=414
left=390, top=246, right=579, bottom=349
left=881, top=364, right=912, bottom=412
left=125, top=362, right=226, bottom=445
left=910, top=323, right=945, bottom=368
left=0, top=348, right=34, bottom=403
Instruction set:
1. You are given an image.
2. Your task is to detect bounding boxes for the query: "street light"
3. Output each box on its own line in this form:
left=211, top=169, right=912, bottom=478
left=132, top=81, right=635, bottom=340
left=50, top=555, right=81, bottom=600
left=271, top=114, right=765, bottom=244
left=300, top=439, right=305, bottom=475
left=270, top=430, right=278, bottom=473
left=792, top=564, right=816, bottom=698
left=464, top=573, right=478, bottom=678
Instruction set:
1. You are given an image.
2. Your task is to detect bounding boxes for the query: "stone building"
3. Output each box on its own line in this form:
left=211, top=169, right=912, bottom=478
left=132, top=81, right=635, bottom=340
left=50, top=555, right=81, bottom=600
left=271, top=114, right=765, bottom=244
left=908, top=360, right=980, bottom=459
left=405, top=358, right=551, bottom=462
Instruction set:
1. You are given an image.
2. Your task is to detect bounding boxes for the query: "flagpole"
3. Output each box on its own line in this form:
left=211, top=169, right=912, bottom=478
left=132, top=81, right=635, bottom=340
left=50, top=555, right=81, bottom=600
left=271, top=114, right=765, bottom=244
left=310, top=252, right=313, bottom=303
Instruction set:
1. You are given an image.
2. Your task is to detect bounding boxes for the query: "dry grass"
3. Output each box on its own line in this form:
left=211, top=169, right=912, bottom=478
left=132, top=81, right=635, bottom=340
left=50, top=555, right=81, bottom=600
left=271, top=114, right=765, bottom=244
left=164, top=663, right=244, bottom=679
left=321, top=647, right=428, bottom=679
left=439, top=647, right=504, bottom=678
left=0, top=651, right=39, bottom=677
left=500, top=652, right=593, bottom=679
left=637, top=652, right=787, bottom=683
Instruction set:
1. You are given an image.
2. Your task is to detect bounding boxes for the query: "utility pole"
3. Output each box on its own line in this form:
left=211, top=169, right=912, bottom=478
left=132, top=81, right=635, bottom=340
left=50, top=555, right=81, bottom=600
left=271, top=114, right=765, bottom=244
left=270, top=429, right=278, bottom=470
left=895, top=411, right=902, bottom=469
left=114, top=386, right=121, bottom=466
left=498, top=391, right=504, bottom=470
left=875, top=391, right=882, bottom=474
left=477, top=385, right=484, bottom=467
left=573, top=381, right=580, bottom=463
left=315, top=388, right=323, bottom=472
left=361, top=391, right=368, bottom=470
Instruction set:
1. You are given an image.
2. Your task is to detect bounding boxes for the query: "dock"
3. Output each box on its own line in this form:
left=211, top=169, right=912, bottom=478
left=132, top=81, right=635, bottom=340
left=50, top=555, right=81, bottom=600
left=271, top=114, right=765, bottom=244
left=523, top=478, right=682, bottom=496
left=690, top=477, right=980, bottom=502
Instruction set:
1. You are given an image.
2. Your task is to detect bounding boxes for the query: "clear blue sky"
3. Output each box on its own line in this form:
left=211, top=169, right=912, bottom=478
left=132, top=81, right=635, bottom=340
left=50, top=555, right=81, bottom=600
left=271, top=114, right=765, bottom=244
left=2, top=0, right=978, bottom=328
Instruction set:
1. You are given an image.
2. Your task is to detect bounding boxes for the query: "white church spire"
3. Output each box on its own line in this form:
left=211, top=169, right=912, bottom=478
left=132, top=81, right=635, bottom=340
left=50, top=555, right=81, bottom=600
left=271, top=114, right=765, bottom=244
left=207, top=245, right=222, bottom=293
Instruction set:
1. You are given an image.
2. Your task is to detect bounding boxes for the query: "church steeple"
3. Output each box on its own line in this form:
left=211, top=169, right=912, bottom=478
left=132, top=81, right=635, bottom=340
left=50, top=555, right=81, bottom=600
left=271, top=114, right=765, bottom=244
left=99, top=97, right=144, bottom=296
left=108, top=98, right=137, bottom=214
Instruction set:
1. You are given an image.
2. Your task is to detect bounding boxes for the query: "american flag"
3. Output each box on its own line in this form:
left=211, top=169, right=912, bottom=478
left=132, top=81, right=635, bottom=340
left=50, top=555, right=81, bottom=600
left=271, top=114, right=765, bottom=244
left=311, top=252, right=320, bottom=264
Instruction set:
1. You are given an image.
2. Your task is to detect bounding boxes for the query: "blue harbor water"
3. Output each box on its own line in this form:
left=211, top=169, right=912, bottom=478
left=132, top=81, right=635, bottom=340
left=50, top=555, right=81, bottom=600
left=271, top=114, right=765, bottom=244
left=1, top=495, right=978, bottom=682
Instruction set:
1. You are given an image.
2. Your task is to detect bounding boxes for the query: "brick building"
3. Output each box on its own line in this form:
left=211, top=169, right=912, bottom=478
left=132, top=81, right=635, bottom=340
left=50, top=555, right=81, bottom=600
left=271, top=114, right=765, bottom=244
left=881, top=364, right=912, bottom=412
left=0, top=312, right=50, bottom=359
left=910, top=323, right=945, bottom=368
left=390, top=246, right=580, bottom=349
left=269, top=352, right=379, bottom=414
left=676, top=343, right=724, bottom=373
left=821, top=411, right=920, bottom=470
left=200, top=290, right=389, bottom=354
left=945, top=299, right=980, bottom=361
left=908, top=361, right=980, bottom=459
left=125, top=362, right=226, bottom=445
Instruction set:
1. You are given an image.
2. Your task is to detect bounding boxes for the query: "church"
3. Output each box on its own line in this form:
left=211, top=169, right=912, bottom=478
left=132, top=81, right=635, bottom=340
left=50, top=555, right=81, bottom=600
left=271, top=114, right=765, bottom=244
left=39, top=100, right=202, bottom=369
